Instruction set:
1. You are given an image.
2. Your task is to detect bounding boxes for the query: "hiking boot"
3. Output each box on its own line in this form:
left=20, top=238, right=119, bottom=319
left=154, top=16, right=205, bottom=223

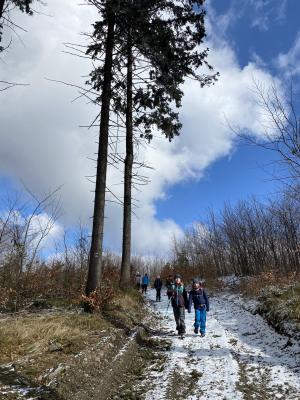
left=200, top=332, right=205, bottom=337
left=194, top=328, right=199, bottom=334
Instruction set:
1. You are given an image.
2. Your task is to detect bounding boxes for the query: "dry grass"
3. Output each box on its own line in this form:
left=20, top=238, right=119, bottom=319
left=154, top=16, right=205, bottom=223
left=103, top=289, right=146, bottom=331
left=238, top=271, right=299, bottom=297
left=0, top=288, right=146, bottom=395
left=258, top=282, right=300, bottom=326
left=0, top=289, right=144, bottom=365
left=0, top=312, right=110, bottom=364
left=235, top=271, right=300, bottom=334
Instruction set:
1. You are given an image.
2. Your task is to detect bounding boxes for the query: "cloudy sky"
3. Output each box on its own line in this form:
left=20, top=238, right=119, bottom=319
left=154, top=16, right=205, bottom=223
left=1, top=0, right=300, bottom=258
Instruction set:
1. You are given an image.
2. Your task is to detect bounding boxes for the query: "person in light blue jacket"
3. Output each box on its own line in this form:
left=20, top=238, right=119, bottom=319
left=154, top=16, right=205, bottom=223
left=142, top=273, right=149, bottom=294
left=188, top=280, right=209, bottom=337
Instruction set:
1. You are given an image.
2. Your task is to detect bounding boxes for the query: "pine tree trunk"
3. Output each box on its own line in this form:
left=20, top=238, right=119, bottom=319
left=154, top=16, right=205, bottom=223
left=0, top=0, right=5, bottom=19
left=86, top=11, right=115, bottom=297
left=120, top=33, right=133, bottom=289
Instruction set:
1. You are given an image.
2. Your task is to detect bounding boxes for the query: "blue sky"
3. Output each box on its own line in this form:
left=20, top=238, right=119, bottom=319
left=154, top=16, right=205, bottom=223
left=0, top=0, right=300, bottom=256
left=156, top=144, right=281, bottom=226
left=213, top=0, right=299, bottom=69
left=157, top=0, right=300, bottom=228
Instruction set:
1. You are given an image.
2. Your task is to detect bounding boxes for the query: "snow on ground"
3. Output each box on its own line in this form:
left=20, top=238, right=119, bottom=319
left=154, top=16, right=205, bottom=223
left=219, top=275, right=243, bottom=287
left=143, top=289, right=300, bottom=400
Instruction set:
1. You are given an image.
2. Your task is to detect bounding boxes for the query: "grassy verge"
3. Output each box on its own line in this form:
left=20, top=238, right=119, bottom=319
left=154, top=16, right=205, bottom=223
left=0, top=289, right=149, bottom=399
left=257, top=282, right=300, bottom=336
left=223, top=272, right=300, bottom=338
left=0, top=313, right=111, bottom=365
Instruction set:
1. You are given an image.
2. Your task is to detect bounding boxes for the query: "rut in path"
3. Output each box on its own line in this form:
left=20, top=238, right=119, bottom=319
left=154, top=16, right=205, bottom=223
left=141, top=290, right=300, bottom=400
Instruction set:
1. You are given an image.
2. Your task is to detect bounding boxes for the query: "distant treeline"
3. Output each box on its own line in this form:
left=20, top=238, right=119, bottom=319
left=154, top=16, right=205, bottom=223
left=172, top=190, right=300, bottom=278
left=0, top=190, right=164, bottom=311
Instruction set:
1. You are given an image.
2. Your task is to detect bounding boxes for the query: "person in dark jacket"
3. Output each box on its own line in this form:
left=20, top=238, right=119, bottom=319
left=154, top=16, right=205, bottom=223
left=154, top=275, right=163, bottom=301
left=188, top=280, right=209, bottom=336
left=165, top=274, right=173, bottom=290
left=167, top=274, right=188, bottom=337
left=135, top=272, right=141, bottom=290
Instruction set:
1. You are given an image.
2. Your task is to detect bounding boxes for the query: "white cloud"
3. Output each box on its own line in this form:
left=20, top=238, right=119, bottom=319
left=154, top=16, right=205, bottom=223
left=276, top=32, right=300, bottom=77
left=250, top=0, right=288, bottom=31
left=206, top=0, right=288, bottom=35
left=28, top=212, right=64, bottom=252
left=0, top=207, right=63, bottom=261
left=0, top=1, right=280, bottom=257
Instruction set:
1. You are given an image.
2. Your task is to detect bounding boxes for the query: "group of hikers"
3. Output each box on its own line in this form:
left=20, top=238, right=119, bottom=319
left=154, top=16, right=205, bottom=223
left=135, top=272, right=163, bottom=300
left=135, top=271, right=209, bottom=338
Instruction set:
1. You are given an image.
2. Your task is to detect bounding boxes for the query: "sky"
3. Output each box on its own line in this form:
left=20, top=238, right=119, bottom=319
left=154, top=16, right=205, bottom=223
left=0, top=0, right=300, bottom=258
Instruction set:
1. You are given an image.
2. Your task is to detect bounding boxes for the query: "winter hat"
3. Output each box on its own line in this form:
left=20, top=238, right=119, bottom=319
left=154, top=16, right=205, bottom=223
left=174, top=274, right=182, bottom=279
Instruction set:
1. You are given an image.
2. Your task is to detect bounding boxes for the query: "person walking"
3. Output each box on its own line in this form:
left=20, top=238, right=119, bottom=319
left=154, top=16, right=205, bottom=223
left=165, top=274, right=173, bottom=290
left=154, top=275, right=163, bottom=301
left=135, top=272, right=141, bottom=290
left=188, top=280, right=209, bottom=337
left=142, top=273, right=149, bottom=294
left=167, top=274, right=188, bottom=338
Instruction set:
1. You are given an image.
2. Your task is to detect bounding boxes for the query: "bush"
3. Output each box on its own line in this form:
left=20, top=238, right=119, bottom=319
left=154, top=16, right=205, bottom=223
left=0, top=256, right=122, bottom=312
left=81, top=285, right=115, bottom=313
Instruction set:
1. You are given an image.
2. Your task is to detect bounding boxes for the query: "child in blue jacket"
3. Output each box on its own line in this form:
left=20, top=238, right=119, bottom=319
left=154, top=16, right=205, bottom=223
left=188, top=280, right=209, bottom=336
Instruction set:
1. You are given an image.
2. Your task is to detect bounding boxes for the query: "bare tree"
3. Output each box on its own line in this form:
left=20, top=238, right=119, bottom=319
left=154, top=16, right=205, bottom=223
left=234, top=80, right=300, bottom=197
left=172, top=193, right=300, bottom=278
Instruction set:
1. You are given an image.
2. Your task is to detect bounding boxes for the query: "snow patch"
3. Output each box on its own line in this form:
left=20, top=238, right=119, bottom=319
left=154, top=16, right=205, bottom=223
left=142, top=289, right=300, bottom=399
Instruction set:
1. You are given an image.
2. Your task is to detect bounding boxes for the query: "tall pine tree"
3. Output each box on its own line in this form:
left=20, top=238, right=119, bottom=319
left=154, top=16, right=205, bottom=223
left=119, top=0, right=218, bottom=287
left=85, top=0, right=218, bottom=294
left=85, top=0, right=119, bottom=297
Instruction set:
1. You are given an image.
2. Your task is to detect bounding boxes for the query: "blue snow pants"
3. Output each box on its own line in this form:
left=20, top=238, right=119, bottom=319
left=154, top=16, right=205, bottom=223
left=194, top=307, right=206, bottom=334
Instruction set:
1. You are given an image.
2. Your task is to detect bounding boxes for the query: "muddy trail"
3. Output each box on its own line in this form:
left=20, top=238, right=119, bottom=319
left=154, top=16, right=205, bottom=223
left=137, top=290, right=300, bottom=400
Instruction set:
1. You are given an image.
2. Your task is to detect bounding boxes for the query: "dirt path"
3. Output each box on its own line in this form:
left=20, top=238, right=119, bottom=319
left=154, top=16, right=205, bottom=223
left=143, top=290, right=300, bottom=400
